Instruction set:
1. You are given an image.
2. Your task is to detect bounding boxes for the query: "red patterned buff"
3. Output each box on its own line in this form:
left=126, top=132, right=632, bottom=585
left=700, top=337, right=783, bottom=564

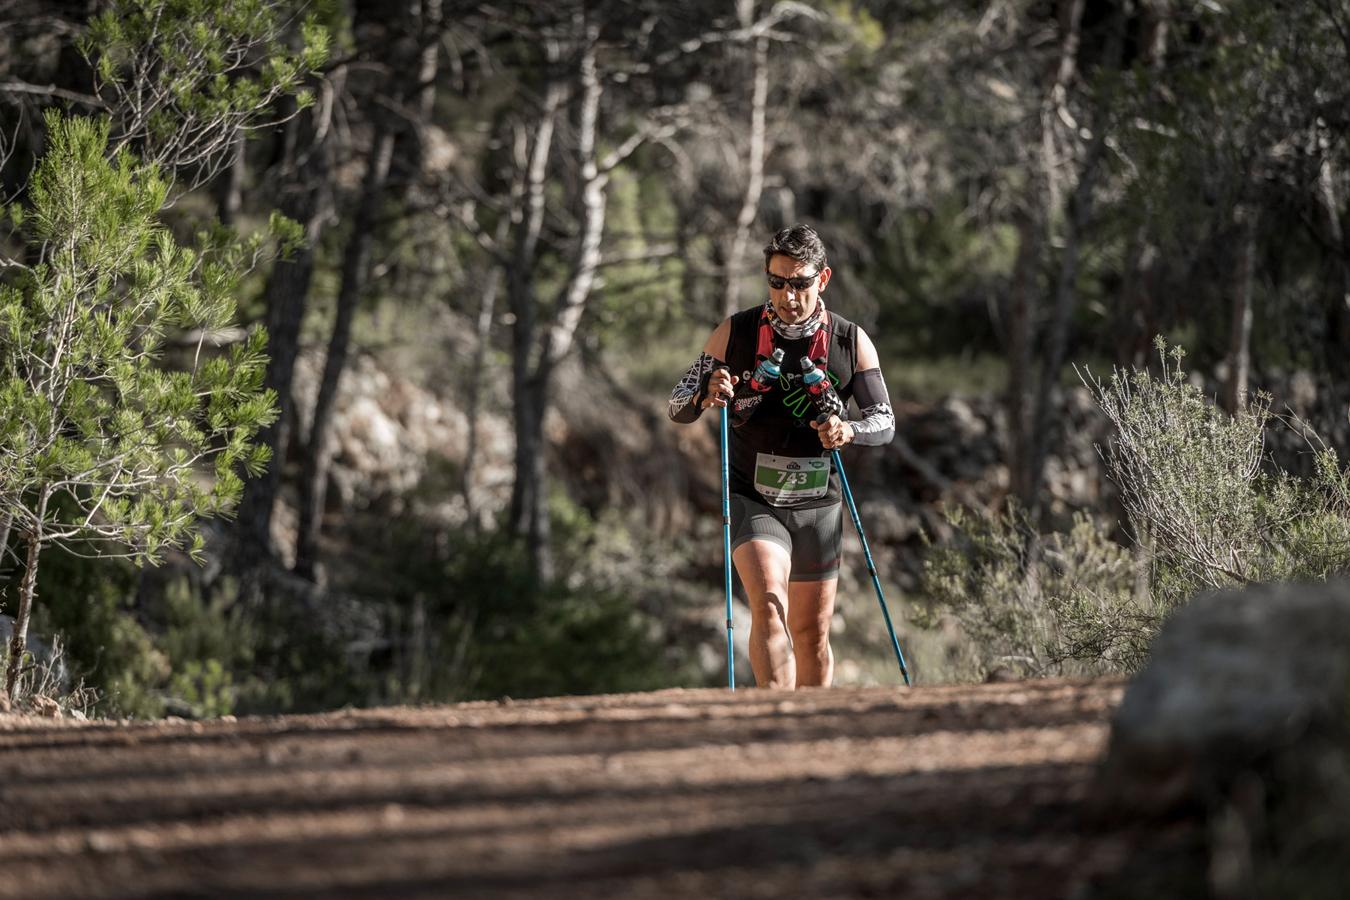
left=757, top=299, right=830, bottom=368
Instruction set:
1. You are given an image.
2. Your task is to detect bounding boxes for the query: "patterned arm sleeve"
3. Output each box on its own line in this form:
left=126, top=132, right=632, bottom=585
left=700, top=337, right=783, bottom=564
left=668, top=352, right=719, bottom=423
left=850, top=368, right=895, bottom=446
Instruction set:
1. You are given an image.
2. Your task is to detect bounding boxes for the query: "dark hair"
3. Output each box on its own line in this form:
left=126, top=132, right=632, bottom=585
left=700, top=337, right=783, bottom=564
left=763, top=224, right=827, bottom=272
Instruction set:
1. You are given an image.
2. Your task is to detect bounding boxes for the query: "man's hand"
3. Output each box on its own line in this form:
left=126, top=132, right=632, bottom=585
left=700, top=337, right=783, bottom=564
left=811, top=414, right=854, bottom=449
left=702, top=368, right=739, bottom=409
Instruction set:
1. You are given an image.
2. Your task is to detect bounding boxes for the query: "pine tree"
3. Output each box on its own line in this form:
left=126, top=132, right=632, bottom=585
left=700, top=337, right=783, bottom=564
left=0, top=113, right=280, bottom=696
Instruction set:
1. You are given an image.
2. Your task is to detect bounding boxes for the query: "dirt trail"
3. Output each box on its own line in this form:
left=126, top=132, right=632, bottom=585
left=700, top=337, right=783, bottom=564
left=0, top=679, right=1187, bottom=898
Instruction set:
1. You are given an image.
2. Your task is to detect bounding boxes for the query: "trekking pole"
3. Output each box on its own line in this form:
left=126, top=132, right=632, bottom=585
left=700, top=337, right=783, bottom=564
left=833, top=448, right=912, bottom=686
left=800, top=356, right=911, bottom=686
left=719, top=396, right=736, bottom=691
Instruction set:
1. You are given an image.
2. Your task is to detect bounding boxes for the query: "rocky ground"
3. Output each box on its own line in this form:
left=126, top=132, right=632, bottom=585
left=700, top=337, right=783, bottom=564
left=0, top=678, right=1204, bottom=899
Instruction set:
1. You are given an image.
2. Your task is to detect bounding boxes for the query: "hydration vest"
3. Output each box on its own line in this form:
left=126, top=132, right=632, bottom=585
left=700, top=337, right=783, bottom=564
left=723, top=306, right=860, bottom=508
left=754, top=307, right=831, bottom=386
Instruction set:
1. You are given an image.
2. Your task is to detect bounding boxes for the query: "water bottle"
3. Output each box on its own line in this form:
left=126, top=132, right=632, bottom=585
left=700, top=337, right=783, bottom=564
left=800, top=356, right=844, bottom=420
left=749, top=348, right=784, bottom=393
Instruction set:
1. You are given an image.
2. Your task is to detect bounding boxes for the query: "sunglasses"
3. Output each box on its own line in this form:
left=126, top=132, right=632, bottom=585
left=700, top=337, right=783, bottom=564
left=766, top=271, right=820, bottom=291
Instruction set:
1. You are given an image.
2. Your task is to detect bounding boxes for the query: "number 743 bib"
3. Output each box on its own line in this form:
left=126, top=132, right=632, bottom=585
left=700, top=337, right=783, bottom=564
left=753, top=453, right=830, bottom=506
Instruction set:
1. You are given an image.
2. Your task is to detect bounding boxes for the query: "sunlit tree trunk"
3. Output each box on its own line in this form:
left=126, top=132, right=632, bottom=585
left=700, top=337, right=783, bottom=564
left=214, top=134, right=245, bottom=227
left=1021, top=0, right=1123, bottom=520
left=507, top=45, right=565, bottom=583
left=4, top=487, right=47, bottom=698
left=721, top=1, right=768, bottom=318
left=0, top=515, right=11, bottom=576
left=1223, top=206, right=1256, bottom=415
left=462, top=217, right=509, bottom=531
left=508, top=16, right=642, bottom=583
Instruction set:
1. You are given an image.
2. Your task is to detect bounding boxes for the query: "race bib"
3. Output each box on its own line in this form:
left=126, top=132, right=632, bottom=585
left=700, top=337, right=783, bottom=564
left=754, top=453, right=830, bottom=506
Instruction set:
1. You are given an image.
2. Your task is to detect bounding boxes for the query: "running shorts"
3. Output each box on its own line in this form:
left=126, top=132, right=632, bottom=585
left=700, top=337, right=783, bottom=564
left=729, top=493, right=843, bottom=582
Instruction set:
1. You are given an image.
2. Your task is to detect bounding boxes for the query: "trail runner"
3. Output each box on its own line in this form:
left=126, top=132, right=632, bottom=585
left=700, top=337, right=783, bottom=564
left=668, top=224, right=896, bottom=688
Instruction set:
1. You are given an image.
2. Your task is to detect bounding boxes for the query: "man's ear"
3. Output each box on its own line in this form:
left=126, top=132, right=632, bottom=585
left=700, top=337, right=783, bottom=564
left=818, top=265, right=832, bottom=291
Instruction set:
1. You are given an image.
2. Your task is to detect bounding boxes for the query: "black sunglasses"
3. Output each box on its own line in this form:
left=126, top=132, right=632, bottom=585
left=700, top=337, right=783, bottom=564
left=766, top=271, right=820, bottom=291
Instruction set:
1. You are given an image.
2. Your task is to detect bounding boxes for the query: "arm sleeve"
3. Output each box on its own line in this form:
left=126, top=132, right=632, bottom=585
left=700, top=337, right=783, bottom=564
left=850, top=368, right=895, bottom=446
left=668, top=352, right=720, bottom=423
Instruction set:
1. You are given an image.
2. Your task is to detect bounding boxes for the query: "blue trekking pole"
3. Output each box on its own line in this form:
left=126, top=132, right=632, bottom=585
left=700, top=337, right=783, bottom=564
left=801, top=357, right=912, bottom=686
left=719, top=402, right=736, bottom=690
left=833, top=448, right=911, bottom=686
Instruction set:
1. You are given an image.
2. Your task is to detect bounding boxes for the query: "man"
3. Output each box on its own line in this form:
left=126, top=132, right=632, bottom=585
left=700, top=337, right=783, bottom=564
left=668, top=224, right=896, bottom=688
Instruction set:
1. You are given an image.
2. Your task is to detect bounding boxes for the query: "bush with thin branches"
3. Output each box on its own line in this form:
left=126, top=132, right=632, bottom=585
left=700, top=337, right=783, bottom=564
left=923, top=339, right=1350, bottom=677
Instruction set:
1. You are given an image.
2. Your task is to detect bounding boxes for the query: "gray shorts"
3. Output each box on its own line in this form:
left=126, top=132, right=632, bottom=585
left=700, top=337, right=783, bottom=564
left=730, top=493, right=843, bottom=582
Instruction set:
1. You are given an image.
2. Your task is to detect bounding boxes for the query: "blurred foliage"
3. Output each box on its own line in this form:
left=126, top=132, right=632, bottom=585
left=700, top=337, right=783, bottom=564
left=445, top=525, right=678, bottom=700
left=428, top=489, right=691, bottom=700
left=30, top=548, right=168, bottom=718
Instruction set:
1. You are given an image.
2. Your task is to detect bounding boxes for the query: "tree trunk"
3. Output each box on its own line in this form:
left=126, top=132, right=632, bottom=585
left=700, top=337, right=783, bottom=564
left=1027, top=130, right=1105, bottom=518
left=541, top=29, right=607, bottom=377
left=721, top=23, right=768, bottom=319
left=512, top=375, right=552, bottom=580
left=1039, top=0, right=1086, bottom=217
left=4, top=487, right=48, bottom=698
left=390, top=0, right=443, bottom=204
left=295, top=1, right=441, bottom=579
left=1006, top=211, right=1039, bottom=507
left=506, top=53, right=564, bottom=582
left=1022, top=0, right=1121, bottom=519
left=293, top=124, right=397, bottom=581
left=1317, top=158, right=1350, bottom=380
left=0, top=514, right=11, bottom=577
left=1223, top=207, right=1256, bottom=415
left=214, top=135, right=245, bottom=227
left=1008, top=0, right=1083, bottom=511
left=461, top=261, right=503, bottom=530
left=233, top=133, right=332, bottom=569
left=508, top=22, right=610, bottom=585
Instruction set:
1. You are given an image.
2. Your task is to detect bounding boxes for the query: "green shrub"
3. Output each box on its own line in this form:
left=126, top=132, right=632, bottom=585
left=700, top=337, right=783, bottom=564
left=923, top=339, right=1350, bottom=678
left=1087, top=340, right=1350, bottom=603
left=921, top=504, right=1149, bottom=677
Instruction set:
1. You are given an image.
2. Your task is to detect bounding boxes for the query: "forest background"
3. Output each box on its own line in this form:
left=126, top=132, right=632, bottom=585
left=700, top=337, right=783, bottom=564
left=4, top=0, right=1350, bottom=718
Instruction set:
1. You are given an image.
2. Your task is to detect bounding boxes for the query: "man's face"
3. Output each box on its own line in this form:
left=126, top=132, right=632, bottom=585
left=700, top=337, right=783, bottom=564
left=766, top=254, right=831, bottom=325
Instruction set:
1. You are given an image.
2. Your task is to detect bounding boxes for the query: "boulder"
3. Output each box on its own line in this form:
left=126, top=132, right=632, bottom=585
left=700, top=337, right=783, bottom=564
left=31, top=695, right=61, bottom=718
left=1099, top=580, right=1350, bottom=813
left=1095, top=579, right=1350, bottom=897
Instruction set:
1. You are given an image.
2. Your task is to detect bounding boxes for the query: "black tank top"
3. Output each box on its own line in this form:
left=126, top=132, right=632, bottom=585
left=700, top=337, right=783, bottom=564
left=724, top=306, right=859, bottom=507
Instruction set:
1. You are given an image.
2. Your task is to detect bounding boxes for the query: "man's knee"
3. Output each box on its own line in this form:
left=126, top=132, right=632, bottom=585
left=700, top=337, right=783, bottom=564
left=750, top=591, right=789, bottom=628
left=789, top=619, right=830, bottom=656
